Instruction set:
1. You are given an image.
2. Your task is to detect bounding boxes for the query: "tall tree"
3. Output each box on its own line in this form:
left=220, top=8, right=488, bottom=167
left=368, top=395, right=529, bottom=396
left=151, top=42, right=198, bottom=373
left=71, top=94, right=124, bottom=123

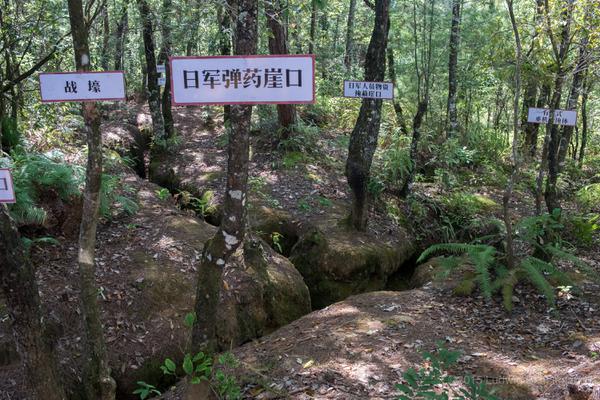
left=344, top=0, right=357, bottom=72
left=387, top=47, right=408, bottom=135
left=401, top=0, right=436, bottom=197
left=544, top=0, right=575, bottom=213
left=137, top=0, right=166, bottom=140
left=158, top=0, right=174, bottom=138
left=265, top=0, right=297, bottom=140
left=113, top=2, right=128, bottom=71
left=100, top=2, right=110, bottom=71
left=309, top=0, right=317, bottom=54
left=0, top=206, right=66, bottom=399
left=67, top=0, right=116, bottom=398
left=218, top=2, right=232, bottom=123
left=504, top=0, right=522, bottom=270
left=192, top=0, right=258, bottom=353
left=446, top=0, right=461, bottom=138
left=578, top=75, right=593, bottom=166
left=345, top=0, right=390, bottom=230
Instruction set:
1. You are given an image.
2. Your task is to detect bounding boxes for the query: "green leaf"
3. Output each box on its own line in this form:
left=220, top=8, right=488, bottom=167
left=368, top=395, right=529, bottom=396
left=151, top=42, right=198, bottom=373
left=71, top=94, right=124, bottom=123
left=183, top=354, right=194, bottom=375
left=164, top=358, right=176, bottom=373
left=184, top=312, right=197, bottom=328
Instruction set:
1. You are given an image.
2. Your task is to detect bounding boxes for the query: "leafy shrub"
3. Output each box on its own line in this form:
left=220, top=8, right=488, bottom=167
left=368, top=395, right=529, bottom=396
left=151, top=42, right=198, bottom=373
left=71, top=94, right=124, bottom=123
left=576, top=183, right=600, bottom=212
left=277, top=122, right=320, bottom=154
left=565, top=213, right=599, bottom=246
left=396, top=343, right=498, bottom=400
left=418, top=212, right=593, bottom=311
left=175, top=190, right=217, bottom=219
left=2, top=151, right=83, bottom=226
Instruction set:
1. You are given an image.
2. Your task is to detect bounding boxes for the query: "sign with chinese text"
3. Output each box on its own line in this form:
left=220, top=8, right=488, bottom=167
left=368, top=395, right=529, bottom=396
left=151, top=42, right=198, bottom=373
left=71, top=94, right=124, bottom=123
left=169, top=55, right=315, bottom=105
left=0, top=169, right=16, bottom=203
left=158, top=77, right=166, bottom=86
left=527, top=108, right=550, bottom=124
left=343, top=80, right=394, bottom=100
left=156, top=64, right=166, bottom=74
left=39, top=71, right=126, bottom=102
left=553, top=109, right=577, bottom=126
left=527, top=107, right=577, bottom=126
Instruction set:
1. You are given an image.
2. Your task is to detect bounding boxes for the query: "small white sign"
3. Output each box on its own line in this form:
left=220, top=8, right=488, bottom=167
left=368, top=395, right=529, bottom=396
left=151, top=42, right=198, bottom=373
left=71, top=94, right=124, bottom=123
left=158, top=77, right=166, bottom=86
left=156, top=64, right=166, bottom=74
left=527, top=107, right=550, bottom=124
left=554, top=109, right=577, bottom=126
left=170, top=55, right=315, bottom=105
left=39, top=71, right=126, bottom=102
left=343, top=80, right=394, bottom=100
left=0, top=168, right=16, bottom=203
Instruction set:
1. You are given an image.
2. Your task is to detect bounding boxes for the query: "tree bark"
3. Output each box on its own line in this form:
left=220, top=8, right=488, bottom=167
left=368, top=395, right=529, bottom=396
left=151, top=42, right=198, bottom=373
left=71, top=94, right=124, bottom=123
left=387, top=47, right=408, bottom=136
left=137, top=0, right=165, bottom=140
left=265, top=0, right=297, bottom=140
left=309, top=0, right=317, bottom=54
left=114, top=3, right=128, bottom=71
left=100, top=3, right=110, bottom=70
left=192, top=0, right=258, bottom=354
left=344, top=0, right=357, bottom=72
left=158, top=0, right=174, bottom=138
left=557, top=31, right=590, bottom=170
left=446, top=0, right=461, bottom=138
left=0, top=205, right=66, bottom=399
left=544, top=0, right=574, bottom=214
left=345, top=0, right=390, bottom=230
left=504, top=0, right=522, bottom=270
left=218, top=3, right=232, bottom=124
left=578, top=76, right=592, bottom=167
left=67, top=0, right=116, bottom=398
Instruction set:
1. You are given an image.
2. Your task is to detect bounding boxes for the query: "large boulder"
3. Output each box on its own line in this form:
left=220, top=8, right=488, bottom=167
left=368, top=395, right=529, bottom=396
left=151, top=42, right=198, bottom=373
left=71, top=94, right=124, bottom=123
left=289, top=220, right=416, bottom=309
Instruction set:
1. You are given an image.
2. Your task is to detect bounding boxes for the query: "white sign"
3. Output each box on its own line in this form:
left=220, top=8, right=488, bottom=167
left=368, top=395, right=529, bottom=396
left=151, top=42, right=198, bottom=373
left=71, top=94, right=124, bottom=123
left=158, top=77, right=166, bottom=86
left=344, top=80, right=394, bottom=100
left=554, top=109, right=577, bottom=126
left=527, top=107, right=577, bottom=126
left=39, top=71, right=126, bottom=103
left=527, top=107, right=550, bottom=124
left=169, top=55, right=315, bottom=105
left=156, top=64, right=166, bottom=74
left=0, top=169, right=16, bottom=203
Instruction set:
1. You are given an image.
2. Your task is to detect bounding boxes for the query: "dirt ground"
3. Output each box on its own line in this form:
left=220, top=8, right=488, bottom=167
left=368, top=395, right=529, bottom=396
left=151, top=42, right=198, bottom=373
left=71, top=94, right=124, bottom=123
left=1, top=103, right=599, bottom=400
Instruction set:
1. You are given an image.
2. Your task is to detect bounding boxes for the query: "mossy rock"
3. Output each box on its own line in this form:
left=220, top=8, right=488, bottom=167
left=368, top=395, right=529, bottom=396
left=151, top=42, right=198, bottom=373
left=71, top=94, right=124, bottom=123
left=289, top=223, right=416, bottom=309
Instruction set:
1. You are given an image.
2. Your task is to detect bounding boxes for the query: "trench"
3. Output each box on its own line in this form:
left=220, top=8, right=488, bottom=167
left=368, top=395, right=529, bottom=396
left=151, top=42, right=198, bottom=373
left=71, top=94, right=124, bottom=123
left=113, top=122, right=422, bottom=399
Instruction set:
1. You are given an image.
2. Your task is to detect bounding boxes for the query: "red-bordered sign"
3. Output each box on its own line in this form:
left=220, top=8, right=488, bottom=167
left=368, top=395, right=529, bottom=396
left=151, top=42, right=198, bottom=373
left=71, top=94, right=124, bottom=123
left=343, top=80, right=395, bottom=100
left=39, top=71, right=126, bottom=103
left=169, top=54, right=316, bottom=106
left=0, top=168, right=16, bottom=204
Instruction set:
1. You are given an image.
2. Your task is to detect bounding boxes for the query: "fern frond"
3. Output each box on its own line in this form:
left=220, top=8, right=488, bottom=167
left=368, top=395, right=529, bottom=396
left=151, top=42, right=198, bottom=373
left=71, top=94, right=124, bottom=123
left=526, top=256, right=572, bottom=286
left=417, top=243, right=491, bottom=263
left=469, top=246, right=496, bottom=299
left=519, top=258, right=555, bottom=306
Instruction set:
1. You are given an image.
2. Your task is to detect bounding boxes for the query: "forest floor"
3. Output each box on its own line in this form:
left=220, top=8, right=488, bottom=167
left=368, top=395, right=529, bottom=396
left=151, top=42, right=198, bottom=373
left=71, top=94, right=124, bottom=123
left=1, top=103, right=599, bottom=400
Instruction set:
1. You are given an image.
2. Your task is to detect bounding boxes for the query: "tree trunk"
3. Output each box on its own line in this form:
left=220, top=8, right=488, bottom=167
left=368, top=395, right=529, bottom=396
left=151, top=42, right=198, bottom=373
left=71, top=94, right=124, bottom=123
left=503, top=0, right=522, bottom=270
left=100, top=3, right=110, bottom=70
left=578, top=76, right=592, bottom=167
left=0, top=206, right=66, bottom=399
left=137, top=0, right=165, bottom=140
left=265, top=0, right=297, bottom=140
left=387, top=47, right=408, bottom=136
left=446, top=0, right=461, bottom=138
left=114, top=3, right=128, bottom=71
left=218, top=3, right=232, bottom=124
left=544, top=0, right=574, bottom=214
left=344, top=0, right=357, bottom=72
left=192, top=0, right=258, bottom=354
left=345, top=0, right=390, bottom=231
left=67, top=0, right=116, bottom=398
left=557, top=32, right=590, bottom=170
left=309, top=0, right=317, bottom=54
left=158, top=0, right=174, bottom=138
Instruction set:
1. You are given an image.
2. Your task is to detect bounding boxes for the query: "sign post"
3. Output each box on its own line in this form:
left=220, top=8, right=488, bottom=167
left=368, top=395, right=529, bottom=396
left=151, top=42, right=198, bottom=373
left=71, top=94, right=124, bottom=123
left=39, top=71, right=126, bottom=102
left=0, top=168, right=16, bottom=204
left=527, top=107, right=577, bottom=127
left=169, top=54, right=315, bottom=105
left=343, top=80, right=394, bottom=100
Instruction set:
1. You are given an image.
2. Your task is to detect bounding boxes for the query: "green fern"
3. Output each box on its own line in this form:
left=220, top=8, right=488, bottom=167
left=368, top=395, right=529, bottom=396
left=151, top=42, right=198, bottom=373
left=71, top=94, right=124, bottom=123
left=519, top=258, right=556, bottom=305
left=417, top=243, right=491, bottom=264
